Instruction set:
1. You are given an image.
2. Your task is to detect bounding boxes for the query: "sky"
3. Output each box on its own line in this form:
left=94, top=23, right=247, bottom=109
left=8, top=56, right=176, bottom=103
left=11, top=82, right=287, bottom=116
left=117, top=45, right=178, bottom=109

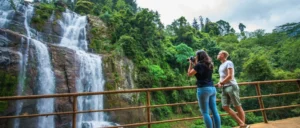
left=136, top=0, right=300, bottom=32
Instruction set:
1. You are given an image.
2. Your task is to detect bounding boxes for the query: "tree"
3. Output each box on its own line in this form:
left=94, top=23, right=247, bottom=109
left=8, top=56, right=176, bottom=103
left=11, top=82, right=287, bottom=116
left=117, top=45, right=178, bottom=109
left=230, top=28, right=236, bottom=33
left=104, top=0, right=113, bottom=9
left=239, top=23, right=246, bottom=33
left=115, top=0, right=127, bottom=11
left=204, top=22, right=220, bottom=36
left=168, top=17, right=196, bottom=46
left=199, top=16, right=204, bottom=31
left=192, top=18, right=199, bottom=30
left=178, top=16, right=188, bottom=27
left=216, top=20, right=232, bottom=35
left=124, top=0, right=138, bottom=12
left=175, top=43, right=194, bottom=69
left=75, top=0, right=93, bottom=14
left=242, top=54, right=273, bottom=81
left=252, top=29, right=265, bottom=38
left=278, top=39, right=300, bottom=71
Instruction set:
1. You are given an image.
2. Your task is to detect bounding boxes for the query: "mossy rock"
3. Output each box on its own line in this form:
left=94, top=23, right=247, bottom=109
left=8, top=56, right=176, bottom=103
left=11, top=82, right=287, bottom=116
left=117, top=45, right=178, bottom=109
left=31, top=2, right=66, bottom=31
left=0, top=70, right=17, bottom=112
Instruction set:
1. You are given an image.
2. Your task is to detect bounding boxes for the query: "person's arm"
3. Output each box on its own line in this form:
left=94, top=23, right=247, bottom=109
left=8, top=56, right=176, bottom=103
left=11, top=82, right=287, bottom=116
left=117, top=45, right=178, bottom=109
left=187, top=61, right=197, bottom=77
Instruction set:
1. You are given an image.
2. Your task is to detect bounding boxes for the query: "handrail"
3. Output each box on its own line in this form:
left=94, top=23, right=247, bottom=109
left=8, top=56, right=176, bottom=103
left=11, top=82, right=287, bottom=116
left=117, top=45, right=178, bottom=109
left=0, top=79, right=298, bottom=100
left=0, top=79, right=299, bottom=128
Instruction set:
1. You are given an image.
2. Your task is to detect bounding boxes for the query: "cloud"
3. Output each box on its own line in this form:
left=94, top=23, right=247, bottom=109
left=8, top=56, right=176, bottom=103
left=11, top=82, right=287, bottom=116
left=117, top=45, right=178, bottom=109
left=136, top=0, right=300, bottom=32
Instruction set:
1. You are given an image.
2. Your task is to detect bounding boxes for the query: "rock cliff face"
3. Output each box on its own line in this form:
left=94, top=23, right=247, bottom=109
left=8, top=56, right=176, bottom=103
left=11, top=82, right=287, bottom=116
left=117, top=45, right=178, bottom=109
left=0, top=5, right=144, bottom=127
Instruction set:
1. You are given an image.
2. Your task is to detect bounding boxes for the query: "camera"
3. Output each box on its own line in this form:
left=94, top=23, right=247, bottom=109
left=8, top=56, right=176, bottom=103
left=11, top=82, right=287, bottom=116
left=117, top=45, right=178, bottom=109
left=187, top=56, right=195, bottom=62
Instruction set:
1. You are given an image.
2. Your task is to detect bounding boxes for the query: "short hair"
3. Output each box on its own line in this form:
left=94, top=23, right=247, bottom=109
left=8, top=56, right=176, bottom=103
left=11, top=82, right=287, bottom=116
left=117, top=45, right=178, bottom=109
left=220, top=50, right=229, bottom=59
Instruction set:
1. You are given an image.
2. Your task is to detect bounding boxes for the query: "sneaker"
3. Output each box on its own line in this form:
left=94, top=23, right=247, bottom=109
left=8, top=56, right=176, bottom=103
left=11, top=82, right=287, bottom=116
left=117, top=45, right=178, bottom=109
left=239, top=124, right=250, bottom=128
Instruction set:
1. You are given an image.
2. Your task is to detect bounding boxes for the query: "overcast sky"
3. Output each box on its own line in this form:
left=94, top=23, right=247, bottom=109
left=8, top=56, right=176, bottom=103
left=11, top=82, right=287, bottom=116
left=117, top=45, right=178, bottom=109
left=136, top=0, right=300, bottom=32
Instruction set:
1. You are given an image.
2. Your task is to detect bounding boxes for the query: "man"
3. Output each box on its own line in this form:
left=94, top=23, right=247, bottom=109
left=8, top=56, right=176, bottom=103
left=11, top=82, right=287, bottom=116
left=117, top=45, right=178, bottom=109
left=217, top=50, right=250, bottom=128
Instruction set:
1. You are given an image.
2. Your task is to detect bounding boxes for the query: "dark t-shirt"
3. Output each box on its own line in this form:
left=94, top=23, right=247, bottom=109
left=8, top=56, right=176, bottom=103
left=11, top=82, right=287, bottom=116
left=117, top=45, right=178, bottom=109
left=193, top=63, right=214, bottom=87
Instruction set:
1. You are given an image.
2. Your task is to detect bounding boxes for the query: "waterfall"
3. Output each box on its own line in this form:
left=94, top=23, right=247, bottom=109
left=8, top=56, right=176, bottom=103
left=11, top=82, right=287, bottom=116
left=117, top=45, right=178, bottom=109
left=13, top=3, right=56, bottom=128
left=13, top=4, right=34, bottom=128
left=32, top=39, right=56, bottom=128
left=59, top=9, right=88, bottom=51
left=58, top=9, right=110, bottom=128
left=0, top=0, right=18, bottom=28
left=14, top=37, right=28, bottom=128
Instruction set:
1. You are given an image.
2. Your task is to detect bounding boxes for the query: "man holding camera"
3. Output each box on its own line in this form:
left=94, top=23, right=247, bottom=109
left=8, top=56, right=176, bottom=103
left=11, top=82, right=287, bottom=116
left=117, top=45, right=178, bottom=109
left=217, top=50, right=250, bottom=128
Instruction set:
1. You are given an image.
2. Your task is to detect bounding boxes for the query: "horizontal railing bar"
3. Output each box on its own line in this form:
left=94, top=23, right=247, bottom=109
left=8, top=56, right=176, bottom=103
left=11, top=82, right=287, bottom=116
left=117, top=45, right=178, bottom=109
left=240, top=95, right=261, bottom=100
left=0, top=87, right=196, bottom=100
left=0, top=111, right=73, bottom=119
left=238, top=79, right=298, bottom=85
left=264, top=104, right=300, bottom=110
left=150, top=101, right=198, bottom=108
left=0, top=106, right=148, bottom=119
left=261, top=91, right=300, bottom=97
left=0, top=79, right=298, bottom=101
left=77, top=106, right=147, bottom=114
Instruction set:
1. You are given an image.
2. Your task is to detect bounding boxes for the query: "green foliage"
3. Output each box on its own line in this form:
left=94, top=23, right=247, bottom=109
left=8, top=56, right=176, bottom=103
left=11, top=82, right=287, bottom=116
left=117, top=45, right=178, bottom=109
left=204, top=22, right=220, bottom=36
left=278, top=39, right=300, bottom=70
left=175, top=43, right=193, bottom=67
left=118, top=35, right=137, bottom=59
left=216, top=20, right=234, bottom=35
left=242, top=53, right=273, bottom=81
left=246, top=112, right=263, bottom=124
left=31, top=3, right=65, bottom=31
left=148, top=65, right=166, bottom=81
left=115, top=0, right=127, bottom=11
left=0, top=71, right=17, bottom=112
left=221, top=115, right=238, bottom=127
left=190, top=119, right=205, bottom=127
left=75, top=0, right=93, bottom=14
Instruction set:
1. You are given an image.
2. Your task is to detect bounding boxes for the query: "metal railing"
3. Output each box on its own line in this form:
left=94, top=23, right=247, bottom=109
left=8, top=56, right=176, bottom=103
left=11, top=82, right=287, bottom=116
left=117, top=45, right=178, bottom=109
left=0, top=79, right=300, bottom=128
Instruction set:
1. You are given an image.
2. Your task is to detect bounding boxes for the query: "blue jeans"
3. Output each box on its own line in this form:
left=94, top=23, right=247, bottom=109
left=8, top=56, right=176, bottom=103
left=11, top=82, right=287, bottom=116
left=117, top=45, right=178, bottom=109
left=197, top=87, right=221, bottom=128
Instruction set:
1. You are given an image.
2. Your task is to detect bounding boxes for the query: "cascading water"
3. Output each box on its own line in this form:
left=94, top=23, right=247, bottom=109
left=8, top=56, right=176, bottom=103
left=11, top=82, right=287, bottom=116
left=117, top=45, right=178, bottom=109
left=14, top=37, right=28, bottom=128
left=58, top=9, right=114, bottom=128
left=0, top=0, right=18, bottom=28
left=13, top=4, right=34, bottom=128
left=32, top=38, right=56, bottom=128
left=1, top=1, right=115, bottom=127
left=11, top=3, right=56, bottom=128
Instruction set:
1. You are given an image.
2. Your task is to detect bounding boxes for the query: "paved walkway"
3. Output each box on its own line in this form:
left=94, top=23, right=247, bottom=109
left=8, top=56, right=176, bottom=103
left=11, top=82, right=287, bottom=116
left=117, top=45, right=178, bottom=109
left=235, top=117, right=300, bottom=128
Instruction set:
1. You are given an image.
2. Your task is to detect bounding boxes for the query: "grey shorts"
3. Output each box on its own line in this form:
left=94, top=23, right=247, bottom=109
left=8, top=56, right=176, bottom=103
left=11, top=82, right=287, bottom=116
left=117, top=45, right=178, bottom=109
left=221, top=84, right=241, bottom=107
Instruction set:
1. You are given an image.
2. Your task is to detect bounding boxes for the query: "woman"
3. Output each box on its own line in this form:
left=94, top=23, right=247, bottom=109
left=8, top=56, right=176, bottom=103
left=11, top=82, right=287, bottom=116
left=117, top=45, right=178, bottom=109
left=187, top=50, right=221, bottom=128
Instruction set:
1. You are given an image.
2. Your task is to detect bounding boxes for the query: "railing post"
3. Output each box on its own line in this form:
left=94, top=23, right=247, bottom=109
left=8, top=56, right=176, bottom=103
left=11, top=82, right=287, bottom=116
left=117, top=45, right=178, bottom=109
left=255, top=83, right=268, bottom=123
left=297, top=80, right=300, bottom=91
left=147, top=91, right=151, bottom=128
left=73, top=96, right=78, bottom=128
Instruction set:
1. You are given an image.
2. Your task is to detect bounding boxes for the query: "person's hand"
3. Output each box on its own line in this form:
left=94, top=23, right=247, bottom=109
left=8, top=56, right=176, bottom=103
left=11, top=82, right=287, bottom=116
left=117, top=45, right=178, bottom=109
left=189, top=59, right=194, bottom=65
left=217, top=82, right=222, bottom=88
